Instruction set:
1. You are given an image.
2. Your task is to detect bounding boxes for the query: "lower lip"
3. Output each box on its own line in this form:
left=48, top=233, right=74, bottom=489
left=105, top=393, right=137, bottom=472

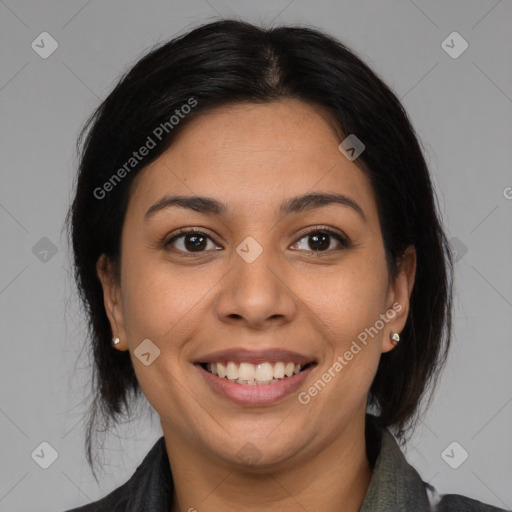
left=196, top=364, right=315, bottom=406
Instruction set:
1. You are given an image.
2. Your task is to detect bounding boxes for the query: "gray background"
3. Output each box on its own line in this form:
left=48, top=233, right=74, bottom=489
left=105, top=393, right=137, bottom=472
left=1, top=1, right=511, bottom=510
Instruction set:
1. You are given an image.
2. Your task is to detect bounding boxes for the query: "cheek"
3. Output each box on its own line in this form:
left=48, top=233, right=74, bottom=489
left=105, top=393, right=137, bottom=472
left=120, top=246, right=210, bottom=342
left=118, top=253, right=208, bottom=416
left=297, top=251, right=389, bottom=406
left=302, top=253, right=389, bottom=344
left=301, top=270, right=387, bottom=420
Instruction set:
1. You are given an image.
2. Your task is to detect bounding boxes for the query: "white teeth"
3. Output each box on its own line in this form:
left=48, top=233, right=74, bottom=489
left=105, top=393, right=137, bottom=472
left=239, top=362, right=255, bottom=381
left=217, top=363, right=226, bottom=378
left=226, top=361, right=238, bottom=380
left=274, top=361, right=285, bottom=379
left=205, top=361, right=309, bottom=384
left=255, top=362, right=274, bottom=381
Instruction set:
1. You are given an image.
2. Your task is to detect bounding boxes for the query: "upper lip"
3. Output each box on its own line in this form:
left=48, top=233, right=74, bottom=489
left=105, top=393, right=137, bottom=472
left=194, top=348, right=316, bottom=365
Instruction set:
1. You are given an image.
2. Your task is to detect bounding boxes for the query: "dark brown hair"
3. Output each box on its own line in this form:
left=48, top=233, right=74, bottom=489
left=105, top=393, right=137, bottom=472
left=65, top=19, right=453, bottom=480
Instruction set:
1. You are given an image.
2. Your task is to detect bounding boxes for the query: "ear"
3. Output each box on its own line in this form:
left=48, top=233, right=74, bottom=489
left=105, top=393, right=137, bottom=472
left=381, top=245, right=416, bottom=354
left=96, top=253, right=128, bottom=351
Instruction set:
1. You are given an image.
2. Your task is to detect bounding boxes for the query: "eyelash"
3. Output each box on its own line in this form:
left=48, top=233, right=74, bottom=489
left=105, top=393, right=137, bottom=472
left=163, top=225, right=350, bottom=256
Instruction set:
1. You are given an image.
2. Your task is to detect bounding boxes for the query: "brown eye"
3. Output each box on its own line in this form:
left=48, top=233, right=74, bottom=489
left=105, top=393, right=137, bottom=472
left=292, top=229, right=350, bottom=253
left=165, top=229, right=221, bottom=254
left=164, top=226, right=349, bottom=256
left=182, top=233, right=208, bottom=252
left=308, top=232, right=330, bottom=251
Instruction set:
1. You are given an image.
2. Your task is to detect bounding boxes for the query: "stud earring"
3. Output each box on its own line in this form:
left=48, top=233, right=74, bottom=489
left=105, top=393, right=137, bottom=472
left=390, top=332, right=400, bottom=345
left=112, top=337, right=120, bottom=347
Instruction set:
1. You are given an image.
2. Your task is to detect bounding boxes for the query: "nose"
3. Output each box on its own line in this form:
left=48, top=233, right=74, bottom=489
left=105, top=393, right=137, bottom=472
left=213, top=246, right=297, bottom=330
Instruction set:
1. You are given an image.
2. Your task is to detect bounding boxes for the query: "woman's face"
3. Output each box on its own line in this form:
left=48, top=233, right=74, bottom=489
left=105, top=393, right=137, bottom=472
left=98, top=98, right=415, bottom=469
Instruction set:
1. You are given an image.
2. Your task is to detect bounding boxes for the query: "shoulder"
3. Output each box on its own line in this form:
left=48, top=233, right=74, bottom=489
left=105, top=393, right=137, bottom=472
left=426, top=483, right=510, bottom=512
left=62, top=481, right=129, bottom=512
left=62, top=436, right=170, bottom=512
left=363, top=415, right=509, bottom=512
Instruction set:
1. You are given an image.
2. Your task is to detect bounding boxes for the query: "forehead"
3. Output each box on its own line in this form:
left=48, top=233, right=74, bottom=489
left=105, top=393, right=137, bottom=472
left=127, top=99, right=378, bottom=224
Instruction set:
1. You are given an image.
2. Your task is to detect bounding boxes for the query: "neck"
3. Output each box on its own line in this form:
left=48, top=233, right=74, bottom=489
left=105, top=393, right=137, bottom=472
left=164, top=411, right=372, bottom=512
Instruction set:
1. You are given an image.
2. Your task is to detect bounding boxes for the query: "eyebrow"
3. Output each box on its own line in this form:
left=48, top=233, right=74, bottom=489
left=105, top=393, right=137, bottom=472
left=144, top=192, right=366, bottom=222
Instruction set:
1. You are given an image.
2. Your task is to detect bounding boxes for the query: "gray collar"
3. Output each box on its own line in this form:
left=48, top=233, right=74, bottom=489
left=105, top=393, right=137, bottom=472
left=360, top=415, right=432, bottom=511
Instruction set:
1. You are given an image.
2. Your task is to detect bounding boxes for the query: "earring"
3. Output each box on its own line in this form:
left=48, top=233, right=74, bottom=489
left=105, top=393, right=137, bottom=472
left=112, top=337, right=120, bottom=347
left=390, top=332, right=400, bottom=345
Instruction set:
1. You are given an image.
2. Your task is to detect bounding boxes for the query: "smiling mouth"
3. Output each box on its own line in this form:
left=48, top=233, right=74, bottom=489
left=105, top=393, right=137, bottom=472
left=199, top=361, right=316, bottom=385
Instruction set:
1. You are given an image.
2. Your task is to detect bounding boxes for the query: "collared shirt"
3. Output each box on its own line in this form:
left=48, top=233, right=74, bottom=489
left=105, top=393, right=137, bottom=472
left=64, top=415, right=508, bottom=512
